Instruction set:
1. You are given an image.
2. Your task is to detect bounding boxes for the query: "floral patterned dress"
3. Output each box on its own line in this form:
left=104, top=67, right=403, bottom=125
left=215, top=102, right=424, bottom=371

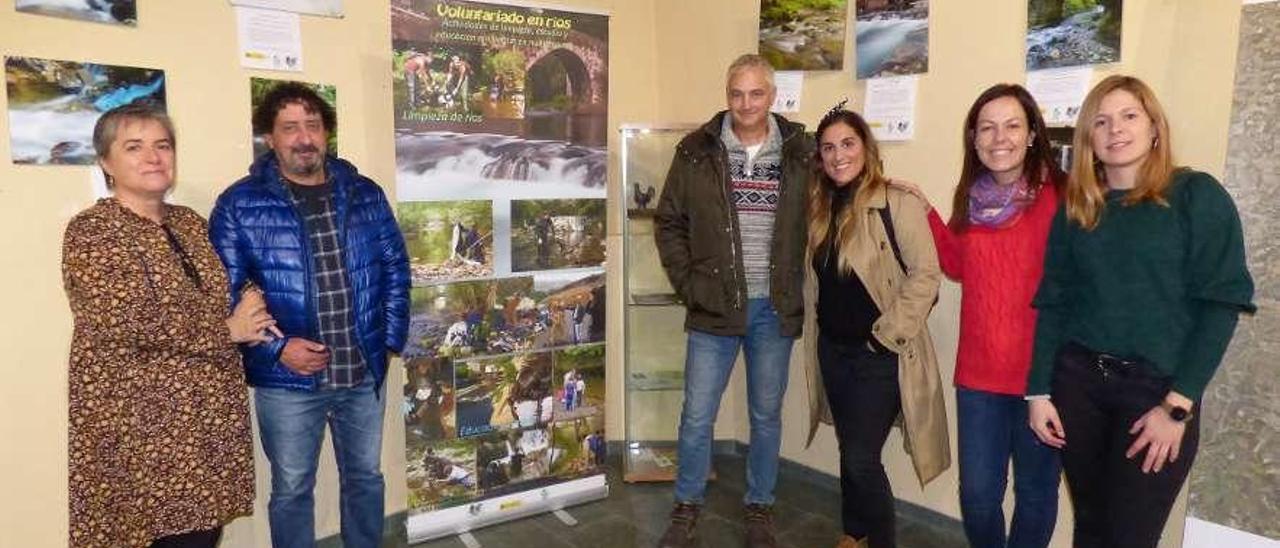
left=62, top=198, right=254, bottom=547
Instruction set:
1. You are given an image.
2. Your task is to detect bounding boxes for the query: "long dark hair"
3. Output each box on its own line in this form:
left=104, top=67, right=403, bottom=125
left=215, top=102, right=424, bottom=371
left=949, top=84, right=1062, bottom=231
left=807, top=109, right=887, bottom=275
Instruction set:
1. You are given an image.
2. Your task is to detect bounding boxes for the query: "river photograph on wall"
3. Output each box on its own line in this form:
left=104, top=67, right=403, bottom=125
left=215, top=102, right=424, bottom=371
left=854, top=0, right=929, bottom=79
left=1026, top=0, right=1122, bottom=70
left=4, top=56, right=164, bottom=165
left=15, top=0, right=136, bottom=25
left=390, top=0, right=608, bottom=200
left=757, top=0, right=848, bottom=70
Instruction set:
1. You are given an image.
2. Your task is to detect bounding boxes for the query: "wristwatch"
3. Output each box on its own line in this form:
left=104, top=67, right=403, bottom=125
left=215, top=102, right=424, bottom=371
left=1160, top=401, right=1193, bottom=423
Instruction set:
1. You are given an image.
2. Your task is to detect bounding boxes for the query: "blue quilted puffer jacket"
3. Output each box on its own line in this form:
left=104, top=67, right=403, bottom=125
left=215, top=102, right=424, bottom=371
left=209, top=153, right=411, bottom=391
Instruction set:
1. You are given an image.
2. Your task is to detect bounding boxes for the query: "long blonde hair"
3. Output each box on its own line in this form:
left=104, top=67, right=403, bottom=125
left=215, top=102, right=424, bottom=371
left=807, top=110, right=888, bottom=275
left=1066, top=75, right=1176, bottom=230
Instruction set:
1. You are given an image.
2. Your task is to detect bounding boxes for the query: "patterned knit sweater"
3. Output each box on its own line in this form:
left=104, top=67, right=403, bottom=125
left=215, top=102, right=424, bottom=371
left=721, top=115, right=782, bottom=298
left=927, top=184, right=1058, bottom=395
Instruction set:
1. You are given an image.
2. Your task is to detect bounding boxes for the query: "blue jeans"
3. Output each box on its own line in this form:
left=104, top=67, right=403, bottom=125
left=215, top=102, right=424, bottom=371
left=674, top=298, right=794, bottom=506
left=957, top=387, right=1061, bottom=548
left=255, top=376, right=387, bottom=548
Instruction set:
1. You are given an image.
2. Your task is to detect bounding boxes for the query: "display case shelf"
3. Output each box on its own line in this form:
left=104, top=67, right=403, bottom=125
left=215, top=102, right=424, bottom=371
left=619, top=123, right=700, bottom=483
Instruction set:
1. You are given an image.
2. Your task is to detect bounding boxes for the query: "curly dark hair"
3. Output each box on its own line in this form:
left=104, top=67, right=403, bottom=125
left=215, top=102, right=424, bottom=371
left=251, top=81, right=336, bottom=136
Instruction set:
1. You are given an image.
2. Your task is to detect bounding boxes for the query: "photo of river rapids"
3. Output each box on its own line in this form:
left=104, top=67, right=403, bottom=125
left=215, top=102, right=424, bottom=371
left=395, top=130, right=606, bottom=199
left=1026, top=0, right=1122, bottom=70
left=855, top=0, right=929, bottom=79
left=5, top=56, right=165, bottom=165
left=15, top=0, right=136, bottom=26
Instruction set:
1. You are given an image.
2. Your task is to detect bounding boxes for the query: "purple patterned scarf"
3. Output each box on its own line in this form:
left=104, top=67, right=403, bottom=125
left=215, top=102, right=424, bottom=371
left=969, top=172, right=1037, bottom=228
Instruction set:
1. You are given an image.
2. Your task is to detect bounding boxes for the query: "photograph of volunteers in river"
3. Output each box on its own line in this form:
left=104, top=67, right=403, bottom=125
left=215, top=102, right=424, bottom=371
left=390, top=0, right=608, bottom=199
left=510, top=199, right=606, bottom=272
left=407, top=436, right=477, bottom=512
left=405, top=277, right=537, bottom=360
left=453, top=351, right=554, bottom=438
left=553, top=343, right=604, bottom=422
left=249, top=77, right=337, bottom=159
left=15, top=0, right=136, bottom=25
left=398, top=200, right=494, bottom=283
left=404, top=271, right=605, bottom=362
left=854, top=0, right=929, bottom=79
left=393, top=44, right=489, bottom=116
left=549, top=414, right=605, bottom=478
left=405, top=355, right=456, bottom=441
left=757, top=0, right=848, bottom=70
left=532, top=270, right=605, bottom=347
left=1026, top=0, right=1122, bottom=70
left=475, top=427, right=552, bottom=494
left=5, top=56, right=164, bottom=165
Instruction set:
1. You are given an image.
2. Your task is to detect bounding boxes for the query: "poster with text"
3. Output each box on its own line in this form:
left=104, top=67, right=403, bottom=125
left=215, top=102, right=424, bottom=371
left=5, top=56, right=165, bottom=165
left=391, top=0, right=608, bottom=201
left=393, top=2, right=609, bottom=537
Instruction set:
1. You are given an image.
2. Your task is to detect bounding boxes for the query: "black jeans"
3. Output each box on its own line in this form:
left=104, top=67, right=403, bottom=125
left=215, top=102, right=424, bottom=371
left=1052, top=342, right=1200, bottom=548
left=149, top=527, right=222, bottom=548
left=818, top=335, right=901, bottom=548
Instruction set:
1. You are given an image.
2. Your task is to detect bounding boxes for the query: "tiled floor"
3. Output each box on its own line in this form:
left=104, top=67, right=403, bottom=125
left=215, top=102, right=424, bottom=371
left=391, top=452, right=966, bottom=548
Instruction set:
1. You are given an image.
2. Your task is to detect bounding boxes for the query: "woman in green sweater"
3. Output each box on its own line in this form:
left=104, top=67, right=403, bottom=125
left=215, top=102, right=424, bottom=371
left=1025, top=75, right=1254, bottom=548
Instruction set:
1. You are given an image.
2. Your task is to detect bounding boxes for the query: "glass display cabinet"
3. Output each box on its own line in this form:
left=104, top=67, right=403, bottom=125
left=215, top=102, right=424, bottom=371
left=617, top=123, right=705, bottom=483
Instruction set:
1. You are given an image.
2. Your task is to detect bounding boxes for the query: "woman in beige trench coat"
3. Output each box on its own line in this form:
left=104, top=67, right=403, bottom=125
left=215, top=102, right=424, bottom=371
left=801, top=106, right=950, bottom=548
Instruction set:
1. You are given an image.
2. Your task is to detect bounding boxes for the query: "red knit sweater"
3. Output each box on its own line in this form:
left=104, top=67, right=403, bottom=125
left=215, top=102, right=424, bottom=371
left=928, top=185, right=1058, bottom=395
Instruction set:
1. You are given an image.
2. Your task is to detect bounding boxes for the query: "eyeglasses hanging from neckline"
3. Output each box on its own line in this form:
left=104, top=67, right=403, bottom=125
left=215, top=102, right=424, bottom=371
left=160, top=224, right=203, bottom=289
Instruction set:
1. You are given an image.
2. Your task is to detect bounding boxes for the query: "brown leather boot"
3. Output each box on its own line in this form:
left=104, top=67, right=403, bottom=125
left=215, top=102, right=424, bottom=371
left=834, top=534, right=869, bottom=548
left=657, top=502, right=700, bottom=548
left=743, top=503, right=778, bottom=548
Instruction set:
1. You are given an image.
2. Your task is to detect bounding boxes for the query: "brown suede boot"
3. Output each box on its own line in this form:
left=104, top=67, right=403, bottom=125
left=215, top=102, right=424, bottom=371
left=743, top=503, right=778, bottom=548
left=834, top=534, right=869, bottom=548
left=657, top=502, right=700, bottom=548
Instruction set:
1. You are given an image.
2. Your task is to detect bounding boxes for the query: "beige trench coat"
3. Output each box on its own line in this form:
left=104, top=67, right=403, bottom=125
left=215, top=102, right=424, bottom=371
left=802, top=181, right=951, bottom=487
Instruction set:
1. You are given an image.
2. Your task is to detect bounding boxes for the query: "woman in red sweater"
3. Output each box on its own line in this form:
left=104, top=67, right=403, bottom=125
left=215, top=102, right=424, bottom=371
left=926, top=84, right=1064, bottom=548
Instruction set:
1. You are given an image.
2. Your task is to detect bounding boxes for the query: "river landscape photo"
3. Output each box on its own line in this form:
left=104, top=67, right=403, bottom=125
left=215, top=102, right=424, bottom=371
left=1026, top=0, right=1122, bottom=70
left=855, top=0, right=929, bottom=79
left=15, top=0, right=135, bottom=25
left=758, top=0, right=848, bottom=70
left=5, top=56, right=165, bottom=165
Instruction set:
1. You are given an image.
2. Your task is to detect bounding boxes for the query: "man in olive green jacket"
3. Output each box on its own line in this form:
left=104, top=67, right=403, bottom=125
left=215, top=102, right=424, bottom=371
left=653, top=54, right=812, bottom=548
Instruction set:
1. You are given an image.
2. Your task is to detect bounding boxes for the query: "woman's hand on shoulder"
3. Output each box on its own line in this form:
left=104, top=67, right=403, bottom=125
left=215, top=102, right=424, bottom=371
left=889, top=180, right=931, bottom=211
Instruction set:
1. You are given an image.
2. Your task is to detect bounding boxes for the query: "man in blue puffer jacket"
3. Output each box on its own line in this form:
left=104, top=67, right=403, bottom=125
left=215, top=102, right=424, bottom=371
left=210, top=82, right=410, bottom=548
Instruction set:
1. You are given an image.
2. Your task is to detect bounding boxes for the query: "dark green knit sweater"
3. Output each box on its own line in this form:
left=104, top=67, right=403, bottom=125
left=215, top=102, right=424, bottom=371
left=1027, top=170, right=1255, bottom=400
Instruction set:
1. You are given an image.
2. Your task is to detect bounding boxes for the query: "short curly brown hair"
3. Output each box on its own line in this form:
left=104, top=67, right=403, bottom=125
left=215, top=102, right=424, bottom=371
left=251, top=81, right=336, bottom=136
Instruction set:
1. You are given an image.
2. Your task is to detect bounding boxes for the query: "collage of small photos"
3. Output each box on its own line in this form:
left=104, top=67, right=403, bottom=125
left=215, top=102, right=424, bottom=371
left=390, top=0, right=611, bottom=515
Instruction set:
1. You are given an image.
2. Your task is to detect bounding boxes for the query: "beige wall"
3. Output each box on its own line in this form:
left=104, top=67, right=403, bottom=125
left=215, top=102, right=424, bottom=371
left=0, top=0, right=1244, bottom=546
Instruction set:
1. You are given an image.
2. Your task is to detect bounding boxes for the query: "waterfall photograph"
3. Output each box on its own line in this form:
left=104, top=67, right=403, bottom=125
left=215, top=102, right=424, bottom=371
left=1026, top=0, right=1122, bottom=70
left=855, top=0, right=929, bottom=79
